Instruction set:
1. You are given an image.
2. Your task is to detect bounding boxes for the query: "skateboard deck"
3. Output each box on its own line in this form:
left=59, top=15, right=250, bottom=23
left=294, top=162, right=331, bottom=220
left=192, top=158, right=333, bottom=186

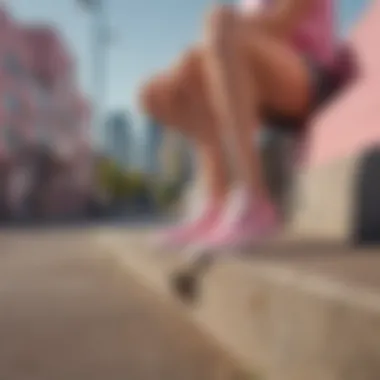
left=169, top=243, right=263, bottom=305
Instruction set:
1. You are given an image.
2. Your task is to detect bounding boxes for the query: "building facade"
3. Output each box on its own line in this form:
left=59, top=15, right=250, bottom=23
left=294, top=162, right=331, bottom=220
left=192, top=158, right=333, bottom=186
left=105, top=111, right=131, bottom=168
left=0, top=6, right=93, bottom=219
left=143, top=117, right=162, bottom=176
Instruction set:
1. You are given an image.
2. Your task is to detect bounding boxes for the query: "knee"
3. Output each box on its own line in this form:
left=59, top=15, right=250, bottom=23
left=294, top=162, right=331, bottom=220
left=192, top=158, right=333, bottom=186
left=139, top=74, right=172, bottom=121
left=203, top=5, right=239, bottom=52
left=139, top=48, right=204, bottom=119
left=139, top=71, right=189, bottom=128
left=139, top=76, right=160, bottom=116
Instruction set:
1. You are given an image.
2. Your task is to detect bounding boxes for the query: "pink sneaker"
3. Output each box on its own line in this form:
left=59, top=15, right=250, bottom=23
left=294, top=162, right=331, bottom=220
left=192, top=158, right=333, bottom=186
left=156, top=201, right=222, bottom=249
left=197, top=191, right=279, bottom=252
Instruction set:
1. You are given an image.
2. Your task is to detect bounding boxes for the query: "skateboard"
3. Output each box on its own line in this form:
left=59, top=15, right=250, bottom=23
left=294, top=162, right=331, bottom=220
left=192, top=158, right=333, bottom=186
left=170, top=247, right=214, bottom=305
left=169, top=243, right=254, bottom=305
left=169, top=235, right=278, bottom=305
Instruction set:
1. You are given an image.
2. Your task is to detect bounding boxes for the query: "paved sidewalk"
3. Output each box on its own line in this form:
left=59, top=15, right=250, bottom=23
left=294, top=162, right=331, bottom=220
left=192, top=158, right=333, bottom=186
left=0, top=229, right=248, bottom=380
left=96, top=228, right=380, bottom=380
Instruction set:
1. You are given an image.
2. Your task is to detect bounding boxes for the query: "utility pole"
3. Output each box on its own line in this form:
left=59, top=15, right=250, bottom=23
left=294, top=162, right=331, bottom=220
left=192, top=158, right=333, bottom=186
left=77, top=0, right=111, bottom=149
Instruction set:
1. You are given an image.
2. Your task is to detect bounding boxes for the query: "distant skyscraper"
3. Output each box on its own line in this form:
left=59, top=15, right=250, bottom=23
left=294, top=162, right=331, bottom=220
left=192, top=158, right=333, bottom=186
left=142, top=116, right=194, bottom=181
left=144, top=117, right=163, bottom=175
left=105, top=111, right=132, bottom=168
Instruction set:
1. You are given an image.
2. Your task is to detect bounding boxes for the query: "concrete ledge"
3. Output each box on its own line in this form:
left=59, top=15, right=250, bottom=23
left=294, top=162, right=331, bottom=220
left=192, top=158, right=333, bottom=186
left=290, top=146, right=380, bottom=243
left=97, top=230, right=380, bottom=380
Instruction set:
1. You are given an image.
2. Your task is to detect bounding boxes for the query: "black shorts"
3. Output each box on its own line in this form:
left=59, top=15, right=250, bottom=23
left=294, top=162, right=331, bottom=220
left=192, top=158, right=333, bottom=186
left=263, top=56, right=338, bottom=134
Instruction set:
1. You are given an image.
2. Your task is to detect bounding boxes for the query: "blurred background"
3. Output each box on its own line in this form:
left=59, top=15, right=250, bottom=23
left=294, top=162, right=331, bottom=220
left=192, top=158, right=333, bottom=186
left=0, top=0, right=370, bottom=225
left=0, top=0, right=199, bottom=224
left=0, top=2, right=378, bottom=380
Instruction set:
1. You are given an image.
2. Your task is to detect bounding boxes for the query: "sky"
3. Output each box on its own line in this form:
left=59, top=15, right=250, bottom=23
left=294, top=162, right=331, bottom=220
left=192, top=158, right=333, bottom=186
left=7, top=0, right=373, bottom=119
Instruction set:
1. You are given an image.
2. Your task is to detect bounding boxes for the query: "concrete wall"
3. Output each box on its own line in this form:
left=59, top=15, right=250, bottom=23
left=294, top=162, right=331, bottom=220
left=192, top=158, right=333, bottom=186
left=291, top=0, right=380, bottom=242
left=306, top=0, right=380, bottom=168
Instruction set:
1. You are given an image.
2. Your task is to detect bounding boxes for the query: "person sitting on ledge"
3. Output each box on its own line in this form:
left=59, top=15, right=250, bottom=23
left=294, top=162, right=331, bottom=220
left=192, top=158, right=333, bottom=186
left=140, top=0, right=340, bottom=250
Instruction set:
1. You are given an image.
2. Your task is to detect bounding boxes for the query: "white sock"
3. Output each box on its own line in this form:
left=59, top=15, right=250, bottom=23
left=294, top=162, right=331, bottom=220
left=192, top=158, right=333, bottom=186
left=221, top=186, right=255, bottom=224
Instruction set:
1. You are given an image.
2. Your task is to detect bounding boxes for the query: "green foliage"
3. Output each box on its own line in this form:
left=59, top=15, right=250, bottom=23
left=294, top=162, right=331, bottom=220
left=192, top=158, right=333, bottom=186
left=95, top=158, right=150, bottom=201
left=94, top=156, right=186, bottom=211
left=152, top=180, right=183, bottom=208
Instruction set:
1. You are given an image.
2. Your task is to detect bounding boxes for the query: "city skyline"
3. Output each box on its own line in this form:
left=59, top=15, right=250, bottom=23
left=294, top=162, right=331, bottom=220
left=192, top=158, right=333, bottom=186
left=105, top=110, right=133, bottom=168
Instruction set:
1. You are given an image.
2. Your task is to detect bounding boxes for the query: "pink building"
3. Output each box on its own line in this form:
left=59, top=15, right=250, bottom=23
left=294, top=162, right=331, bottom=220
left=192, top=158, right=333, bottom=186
left=22, top=25, right=82, bottom=151
left=0, top=5, right=93, bottom=219
left=0, top=8, right=36, bottom=156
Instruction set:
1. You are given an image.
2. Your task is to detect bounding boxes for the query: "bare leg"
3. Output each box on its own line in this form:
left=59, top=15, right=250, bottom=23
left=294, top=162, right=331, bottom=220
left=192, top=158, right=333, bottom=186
left=140, top=48, right=230, bottom=204
left=188, top=6, right=312, bottom=248
left=140, top=50, right=229, bottom=246
left=203, top=6, right=311, bottom=200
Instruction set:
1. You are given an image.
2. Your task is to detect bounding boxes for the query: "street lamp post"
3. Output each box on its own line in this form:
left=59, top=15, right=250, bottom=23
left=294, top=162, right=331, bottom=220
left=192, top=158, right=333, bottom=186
left=77, top=0, right=110, bottom=149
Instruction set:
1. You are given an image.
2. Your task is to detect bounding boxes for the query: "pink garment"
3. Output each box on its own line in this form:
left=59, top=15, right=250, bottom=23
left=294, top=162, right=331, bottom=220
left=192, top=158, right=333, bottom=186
left=239, top=0, right=337, bottom=67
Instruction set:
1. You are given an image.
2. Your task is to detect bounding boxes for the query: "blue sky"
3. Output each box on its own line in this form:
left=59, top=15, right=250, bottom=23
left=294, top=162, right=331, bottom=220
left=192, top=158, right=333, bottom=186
left=8, top=0, right=372, bottom=117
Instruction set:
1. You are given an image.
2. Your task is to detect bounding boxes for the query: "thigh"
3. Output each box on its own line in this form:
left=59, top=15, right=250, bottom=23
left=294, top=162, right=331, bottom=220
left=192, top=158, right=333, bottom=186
left=140, top=71, right=184, bottom=127
left=141, top=49, right=213, bottom=138
left=240, top=29, right=312, bottom=117
left=169, top=48, right=214, bottom=116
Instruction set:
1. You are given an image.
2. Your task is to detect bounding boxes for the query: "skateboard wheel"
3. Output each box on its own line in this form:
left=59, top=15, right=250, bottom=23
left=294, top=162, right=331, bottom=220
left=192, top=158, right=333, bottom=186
left=170, top=271, right=198, bottom=304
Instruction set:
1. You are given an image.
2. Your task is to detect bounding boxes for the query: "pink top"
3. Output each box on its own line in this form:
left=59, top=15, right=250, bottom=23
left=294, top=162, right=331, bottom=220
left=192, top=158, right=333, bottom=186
left=239, top=0, right=336, bottom=67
